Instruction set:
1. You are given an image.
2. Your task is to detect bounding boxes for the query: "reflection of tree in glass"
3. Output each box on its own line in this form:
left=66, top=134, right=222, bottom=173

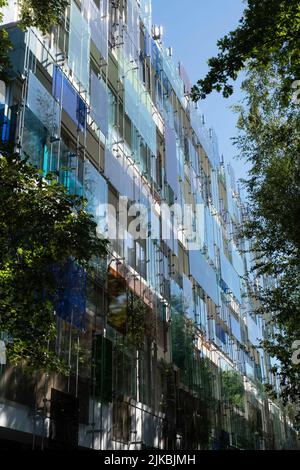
left=221, top=370, right=245, bottom=411
left=171, top=313, right=195, bottom=371
left=107, top=274, right=127, bottom=334
left=127, top=290, right=156, bottom=350
left=107, top=275, right=156, bottom=349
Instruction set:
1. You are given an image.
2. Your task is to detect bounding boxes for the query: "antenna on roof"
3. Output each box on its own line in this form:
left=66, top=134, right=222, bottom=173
left=152, top=25, right=163, bottom=41
left=167, top=46, right=173, bottom=57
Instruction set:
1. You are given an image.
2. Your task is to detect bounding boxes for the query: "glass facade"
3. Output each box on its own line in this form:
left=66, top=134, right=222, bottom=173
left=0, top=0, right=299, bottom=450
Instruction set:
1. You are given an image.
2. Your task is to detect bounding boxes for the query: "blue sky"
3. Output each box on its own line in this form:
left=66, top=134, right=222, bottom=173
left=151, top=0, right=248, bottom=184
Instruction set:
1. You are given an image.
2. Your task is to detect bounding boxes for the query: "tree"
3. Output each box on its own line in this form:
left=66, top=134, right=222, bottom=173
left=0, top=0, right=68, bottom=79
left=0, top=0, right=99, bottom=374
left=233, top=64, right=300, bottom=422
left=221, top=370, right=245, bottom=411
left=0, top=153, right=108, bottom=372
left=18, top=0, right=68, bottom=33
left=191, top=0, right=300, bottom=101
left=0, top=1, right=12, bottom=81
left=171, top=313, right=195, bottom=372
left=191, top=0, right=300, bottom=423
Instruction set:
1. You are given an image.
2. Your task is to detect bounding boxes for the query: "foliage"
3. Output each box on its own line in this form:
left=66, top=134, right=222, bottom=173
left=0, top=153, right=108, bottom=372
left=18, top=0, right=68, bottom=33
left=0, top=0, right=68, bottom=80
left=127, top=290, right=156, bottom=349
left=192, top=0, right=300, bottom=425
left=191, top=0, right=300, bottom=101
left=233, top=64, right=300, bottom=423
left=107, top=276, right=156, bottom=350
left=221, top=369, right=245, bottom=411
left=171, top=313, right=195, bottom=371
left=0, top=0, right=102, bottom=374
left=0, top=1, right=12, bottom=81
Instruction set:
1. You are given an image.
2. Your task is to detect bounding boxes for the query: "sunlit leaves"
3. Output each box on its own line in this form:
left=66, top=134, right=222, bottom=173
left=0, top=154, right=108, bottom=372
left=234, top=65, right=300, bottom=424
left=192, top=0, right=300, bottom=101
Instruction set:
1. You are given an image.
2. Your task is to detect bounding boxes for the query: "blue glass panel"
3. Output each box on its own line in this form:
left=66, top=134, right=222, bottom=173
left=165, top=231, right=178, bottom=257
left=53, top=260, right=87, bottom=330
left=225, top=168, right=236, bottom=219
left=125, top=0, right=140, bottom=63
left=194, top=293, right=207, bottom=332
left=0, top=105, right=19, bottom=145
left=207, top=317, right=215, bottom=342
left=149, top=209, right=160, bottom=240
left=220, top=252, right=241, bottom=304
left=205, top=207, right=215, bottom=262
left=146, top=239, right=157, bottom=291
left=179, top=62, right=191, bottom=94
left=162, top=206, right=179, bottom=256
left=210, top=128, right=220, bottom=168
left=135, top=241, right=147, bottom=279
left=244, top=351, right=255, bottom=380
left=99, top=0, right=109, bottom=61
left=189, top=139, right=198, bottom=174
left=176, top=142, right=184, bottom=182
left=123, top=64, right=157, bottom=155
left=230, top=313, right=241, bottom=343
left=83, top=0, right=108, bottom=61
left=53, top=66, right=87, bottom=131
left=0, top=105, right=9, bottom=143
left=27, top=71, right=60, bottom=137
left=194, top=199, right=205, bottom=249
left=22, top=108, right=47, bottom=168
left=84, top=158, right=108, bottom=236
left=91, top=71, right=108, bottom=137
left=151, top=39, right=163, bottom=76
left=189, top=105, right=219, bottom=169
left=23, top=86, right=59, bottom=174
left=165, top=125, right=179, bottom=197
left=232, top=245, right=245, bottom=277
left=59, top=141, right=83, bottom=196
left=183, top=274, right=194, bottom=319
left=52, top=65, right=63, bottom=101
left=77, top=95, right=88, bottom=130
left=215, top=323, right=226, bottom=345
left=144, top=27, right=151, bottom=58
left=211, top=170, right=219, bottom=211
left=189, top=250, right=219, bottom=305
left=104, top=148, right=135, bottom=201
left=68, top=0, right=90, bottom=92
left=161, top=46, right=184, bottom=105
left=247, top=314, right=263, bottom=347
left=170, top=279, right=184, bottom=316
left=6, top=28, right=26, bottom=78
left=104, top=148, right=122, bottom=194
left=139, top=0, right=152, bottom=31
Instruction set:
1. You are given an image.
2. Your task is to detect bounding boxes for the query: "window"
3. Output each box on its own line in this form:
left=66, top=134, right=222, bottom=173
left=215, top=323, right=226, bottom=345
left=112, top=400, right=131, bottom=443
left=92, top=335, right=113, bottom=402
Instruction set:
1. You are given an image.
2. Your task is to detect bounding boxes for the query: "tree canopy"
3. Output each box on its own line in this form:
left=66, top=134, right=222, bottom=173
left=0, top=0, right=68, bottom=80
left=18, top=0, right=68, bottom=33
left=0, top=154, right=108, bottom=372
left=234, top=64, right=300, bottom=421
left=0, top=0, right=12, bottom=81
left=0, top=0, right=108, bottom=372
left=191, top=0, right=300, bottom=421
left=191, top=0, right=300, bottom=102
